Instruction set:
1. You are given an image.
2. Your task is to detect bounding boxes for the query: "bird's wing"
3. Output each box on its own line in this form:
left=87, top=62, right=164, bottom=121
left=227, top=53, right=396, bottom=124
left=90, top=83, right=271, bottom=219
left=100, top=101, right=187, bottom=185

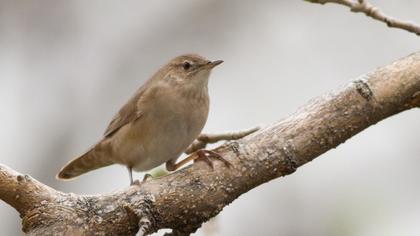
left=104, top=86, right=147, bottom=137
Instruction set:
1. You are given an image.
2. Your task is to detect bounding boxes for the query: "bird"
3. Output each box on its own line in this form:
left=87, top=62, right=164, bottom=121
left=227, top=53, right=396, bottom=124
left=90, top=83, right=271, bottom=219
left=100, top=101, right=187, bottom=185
left=57, top=54, right=229, bottom=185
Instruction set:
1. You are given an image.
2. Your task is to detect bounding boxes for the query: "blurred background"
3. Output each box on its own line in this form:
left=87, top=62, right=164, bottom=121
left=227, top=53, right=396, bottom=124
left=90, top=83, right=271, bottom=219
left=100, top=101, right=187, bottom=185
left=0, top=0, right=419, bottom=235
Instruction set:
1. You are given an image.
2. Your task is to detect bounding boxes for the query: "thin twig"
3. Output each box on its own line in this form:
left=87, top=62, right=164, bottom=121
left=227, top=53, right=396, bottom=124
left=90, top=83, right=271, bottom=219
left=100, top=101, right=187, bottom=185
left=184, top=126, right=261, bottom=154
left=306, top=0, right=420, bottom=36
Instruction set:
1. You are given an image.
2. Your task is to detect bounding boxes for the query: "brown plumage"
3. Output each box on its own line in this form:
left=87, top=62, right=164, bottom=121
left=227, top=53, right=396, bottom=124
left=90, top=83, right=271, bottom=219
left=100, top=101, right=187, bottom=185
left=57, top=54, right=223, bottom=184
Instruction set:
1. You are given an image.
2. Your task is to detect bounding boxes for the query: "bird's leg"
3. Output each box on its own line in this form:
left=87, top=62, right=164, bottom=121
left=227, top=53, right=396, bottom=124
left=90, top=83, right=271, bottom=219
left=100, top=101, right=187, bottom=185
left=166, top=149, right=232, bottom=171
left=127, top=166, right=134, bottom=185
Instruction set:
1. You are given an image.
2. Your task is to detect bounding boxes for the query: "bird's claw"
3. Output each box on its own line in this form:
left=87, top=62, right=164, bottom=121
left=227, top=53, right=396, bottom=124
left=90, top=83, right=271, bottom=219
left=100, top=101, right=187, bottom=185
left=131, top=173, right=153, bottom=186
left=194, top=149, right=232, bottom=169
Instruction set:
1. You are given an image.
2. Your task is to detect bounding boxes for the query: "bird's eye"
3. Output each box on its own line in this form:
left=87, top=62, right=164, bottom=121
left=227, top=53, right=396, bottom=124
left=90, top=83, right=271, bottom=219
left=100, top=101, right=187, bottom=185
left=182, top=61, right=192, bottom=70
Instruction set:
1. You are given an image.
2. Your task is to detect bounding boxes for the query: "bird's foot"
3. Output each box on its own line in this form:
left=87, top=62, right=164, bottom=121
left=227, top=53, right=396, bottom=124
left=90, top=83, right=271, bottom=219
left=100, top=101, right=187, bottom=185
left=132, top=173, right=153, bottom=186
left=194, top=149, right=232, bottom=169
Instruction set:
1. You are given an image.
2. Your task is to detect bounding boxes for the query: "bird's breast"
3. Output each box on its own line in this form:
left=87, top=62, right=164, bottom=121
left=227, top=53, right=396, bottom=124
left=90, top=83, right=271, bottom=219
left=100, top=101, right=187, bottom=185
left=129, top=89, right=209, bottom=171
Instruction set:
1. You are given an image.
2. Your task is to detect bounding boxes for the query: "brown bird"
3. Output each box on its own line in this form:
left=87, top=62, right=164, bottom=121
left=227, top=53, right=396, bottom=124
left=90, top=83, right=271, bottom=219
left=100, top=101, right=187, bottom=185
left=57, top=54, right=228, bottom=185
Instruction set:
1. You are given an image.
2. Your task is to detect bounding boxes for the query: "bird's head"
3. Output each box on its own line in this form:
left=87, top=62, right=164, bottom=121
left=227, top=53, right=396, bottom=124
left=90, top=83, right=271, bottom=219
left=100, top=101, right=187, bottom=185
left=162, top=54, right=223, bottom=88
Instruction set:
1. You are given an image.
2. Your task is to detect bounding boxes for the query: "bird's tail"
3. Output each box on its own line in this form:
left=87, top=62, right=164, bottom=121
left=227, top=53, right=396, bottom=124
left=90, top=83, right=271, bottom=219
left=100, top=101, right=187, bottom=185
left=57, top=144, right=113, bottom=180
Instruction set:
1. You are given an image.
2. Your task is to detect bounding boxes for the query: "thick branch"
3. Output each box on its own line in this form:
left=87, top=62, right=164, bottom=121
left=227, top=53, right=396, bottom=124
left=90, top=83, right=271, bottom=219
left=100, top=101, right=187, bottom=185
left=0, top=52, right=419, bottom=235
left=306, top=0, right=420, bottom=36
left=0, top=165, right=56, bottom=216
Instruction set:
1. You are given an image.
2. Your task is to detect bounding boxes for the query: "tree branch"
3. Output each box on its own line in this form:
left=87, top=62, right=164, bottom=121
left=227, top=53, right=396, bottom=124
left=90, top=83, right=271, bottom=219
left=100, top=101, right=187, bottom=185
left=1, top=51, right=420, bottom=235
left=184, top=126, right=261, bottom=154
left=306, top=0, right=420, bottom=36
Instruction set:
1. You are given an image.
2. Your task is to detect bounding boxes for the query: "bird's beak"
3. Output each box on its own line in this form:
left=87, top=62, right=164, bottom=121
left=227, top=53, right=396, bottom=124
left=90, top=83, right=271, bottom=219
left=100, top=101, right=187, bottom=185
left=205, top=60, right=224, bottom=69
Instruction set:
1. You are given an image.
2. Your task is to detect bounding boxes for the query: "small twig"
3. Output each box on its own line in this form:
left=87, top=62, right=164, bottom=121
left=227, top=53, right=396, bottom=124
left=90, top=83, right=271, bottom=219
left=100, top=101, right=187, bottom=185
left=306, top=0, right=420, bottom=36
left=184, top=126, right=260, bottom=154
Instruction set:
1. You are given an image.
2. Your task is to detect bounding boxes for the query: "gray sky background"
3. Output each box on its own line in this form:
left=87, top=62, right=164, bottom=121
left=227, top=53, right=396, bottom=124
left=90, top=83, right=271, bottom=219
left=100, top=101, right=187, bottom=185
left=0, top=1, right=419, bottom=235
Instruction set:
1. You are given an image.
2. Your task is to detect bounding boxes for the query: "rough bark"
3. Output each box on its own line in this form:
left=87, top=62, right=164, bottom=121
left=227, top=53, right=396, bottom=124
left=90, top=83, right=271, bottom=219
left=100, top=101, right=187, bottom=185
left=1, top=52, right=419, bottom=235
